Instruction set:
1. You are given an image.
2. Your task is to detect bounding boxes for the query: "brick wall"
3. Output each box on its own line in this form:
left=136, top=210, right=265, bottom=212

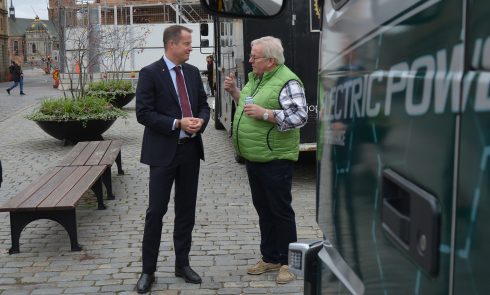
left=0, top=0, right=9, bottom=82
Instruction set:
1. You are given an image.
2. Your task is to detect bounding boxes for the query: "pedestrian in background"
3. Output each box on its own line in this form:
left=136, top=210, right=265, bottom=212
left=135, top=24, right=210, bottom=294
left=6, top=61, right=26, bottom=95
left=224, top=36, right=308, bottom=284
left=206, top=55, right=215, bottom=96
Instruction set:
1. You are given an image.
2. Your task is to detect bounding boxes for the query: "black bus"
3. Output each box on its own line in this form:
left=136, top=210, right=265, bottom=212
left=205, top=0, right=320, bottom=161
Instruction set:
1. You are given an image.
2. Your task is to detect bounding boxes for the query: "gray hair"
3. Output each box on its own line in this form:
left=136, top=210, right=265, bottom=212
left=251, top=36, right=285, bottom=65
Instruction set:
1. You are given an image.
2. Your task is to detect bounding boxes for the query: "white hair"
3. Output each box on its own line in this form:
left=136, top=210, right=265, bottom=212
left=251, top=36, right=285, bottom=65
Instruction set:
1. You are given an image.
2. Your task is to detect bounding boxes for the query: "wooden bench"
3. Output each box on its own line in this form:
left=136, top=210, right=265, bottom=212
left=57, top=140, right=124, bottom=203
left=0, top=165, right=106, bottom=254
left=0, top=140, right=124, bottom=254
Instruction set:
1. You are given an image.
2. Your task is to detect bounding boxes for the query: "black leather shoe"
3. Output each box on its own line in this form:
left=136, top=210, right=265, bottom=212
left=175, top=266, right=202, bottom=284
left=136, top=273, right=155, bottom=294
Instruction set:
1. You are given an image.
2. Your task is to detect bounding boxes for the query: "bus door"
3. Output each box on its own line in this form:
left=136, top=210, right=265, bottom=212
left=454, top=1, right=490, bottom=294
left=215, top=19, right=238, bottom=131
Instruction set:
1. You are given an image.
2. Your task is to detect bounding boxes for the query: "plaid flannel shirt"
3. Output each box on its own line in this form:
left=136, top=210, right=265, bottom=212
left=272, top=80, right=308, bottom=131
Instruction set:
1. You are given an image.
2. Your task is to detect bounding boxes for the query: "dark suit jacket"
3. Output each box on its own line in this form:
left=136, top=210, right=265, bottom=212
left=136, top=59, right=210, bottom=166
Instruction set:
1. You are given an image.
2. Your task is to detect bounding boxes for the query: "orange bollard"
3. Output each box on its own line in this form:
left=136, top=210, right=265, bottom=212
left=75, top=62, right=80, bottom=74
left=52, top=68, right=60, bottom=88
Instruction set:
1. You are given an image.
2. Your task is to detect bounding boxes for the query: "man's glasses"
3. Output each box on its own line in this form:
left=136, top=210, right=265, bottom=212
left=249, top=54, right=267, bottom=61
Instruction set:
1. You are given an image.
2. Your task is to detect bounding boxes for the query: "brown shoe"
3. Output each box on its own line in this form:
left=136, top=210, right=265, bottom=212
left=276, top=265, right=295, bottom=284
left=247, top=259, right=281, bottom=275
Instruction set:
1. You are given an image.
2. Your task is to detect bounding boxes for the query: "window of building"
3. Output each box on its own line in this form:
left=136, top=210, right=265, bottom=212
left=117, top=6, right=131, bottom=25
left=32, top=43, right=37, bottom=53
left=13, top=41, right=18, bottom=55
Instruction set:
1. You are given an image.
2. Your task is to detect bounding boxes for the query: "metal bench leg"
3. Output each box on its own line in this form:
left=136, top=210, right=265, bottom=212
left=92, top=178, right=106, bottom=210
left=9, top=212, right=27, bottom=254
left=53, top=210, right=83, bottom=252
left=116, top=151, right=124, bottom=175
left=102, top=169, right=115, bottom=200
left=9, top=210, right=82, bottom=254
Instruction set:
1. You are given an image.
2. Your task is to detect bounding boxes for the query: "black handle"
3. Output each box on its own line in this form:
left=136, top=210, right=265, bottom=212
left=382, top=197, right=410, bottom=248
left=381, top=169, right=441, bottom=277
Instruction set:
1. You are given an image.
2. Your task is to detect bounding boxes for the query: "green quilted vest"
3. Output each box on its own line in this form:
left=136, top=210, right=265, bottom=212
left=232, top=64, right=303, bottom=162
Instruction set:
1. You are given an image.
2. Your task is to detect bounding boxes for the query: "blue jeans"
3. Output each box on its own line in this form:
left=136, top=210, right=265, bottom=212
left=8, top=77, right=24, bottom=93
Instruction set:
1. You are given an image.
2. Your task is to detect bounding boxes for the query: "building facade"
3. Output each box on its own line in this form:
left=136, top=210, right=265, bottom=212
left=0, top=0, right=9, bottom=82
left=7, top=0, right=59, bottom=72
left=24, top=16, right=58, bottom=66
left=48, top=0, right=74, bottom=21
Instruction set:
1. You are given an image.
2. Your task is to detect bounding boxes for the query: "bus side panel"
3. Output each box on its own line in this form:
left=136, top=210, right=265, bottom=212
left=317, top=0, right=461, bottom=293
left=243, top=0, right=319, bottom=145
left=290, top=0, right=320, bottom=144
left=454, top=1, right=490, bottom=293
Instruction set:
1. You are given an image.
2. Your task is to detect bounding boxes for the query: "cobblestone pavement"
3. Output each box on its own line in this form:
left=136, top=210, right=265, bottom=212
left=0, top=71, right=322, bottom=294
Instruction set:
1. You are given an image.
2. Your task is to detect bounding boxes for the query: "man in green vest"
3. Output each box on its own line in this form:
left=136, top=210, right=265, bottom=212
left=224, top=36, right=308, bottom=284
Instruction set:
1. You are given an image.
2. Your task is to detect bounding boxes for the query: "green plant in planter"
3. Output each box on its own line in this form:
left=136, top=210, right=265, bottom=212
left=87, top=80, right=135, bottom=108
left=26, top=95, right=128, bottom=125
left=88, top=79, right=133, bottom=93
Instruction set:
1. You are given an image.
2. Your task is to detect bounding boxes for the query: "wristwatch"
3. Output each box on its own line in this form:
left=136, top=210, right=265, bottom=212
left=262, top=110, right=269, bottom=121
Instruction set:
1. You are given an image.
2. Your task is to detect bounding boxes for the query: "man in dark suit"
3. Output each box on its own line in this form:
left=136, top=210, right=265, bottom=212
left=135, top=25, right=210, bottom=294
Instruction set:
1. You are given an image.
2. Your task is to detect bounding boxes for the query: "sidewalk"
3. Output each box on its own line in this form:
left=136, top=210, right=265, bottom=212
left=0, top=75, right=321, bottom=294
left=0, top=68, right=62, bottom=122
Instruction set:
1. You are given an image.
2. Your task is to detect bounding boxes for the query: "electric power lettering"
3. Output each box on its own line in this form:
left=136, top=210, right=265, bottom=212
left=325, top=36, right=490, bottom=121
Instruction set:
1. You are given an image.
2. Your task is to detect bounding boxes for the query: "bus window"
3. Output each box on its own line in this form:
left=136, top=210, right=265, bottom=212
left=200, top=0, right=285, bottom=17
left=200, top=23, right=209, bottom=36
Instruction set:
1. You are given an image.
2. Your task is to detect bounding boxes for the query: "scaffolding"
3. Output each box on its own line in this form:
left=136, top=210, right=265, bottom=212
left=61, top=0, right=212, bottom=27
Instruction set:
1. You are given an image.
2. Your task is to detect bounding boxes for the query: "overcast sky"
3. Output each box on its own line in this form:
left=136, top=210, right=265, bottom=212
left=8, top=0, right=49, bottom=20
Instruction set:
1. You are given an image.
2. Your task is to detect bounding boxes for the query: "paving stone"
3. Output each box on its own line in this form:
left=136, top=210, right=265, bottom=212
left=62, top=287, right=100, bottom=294
left=1, top=290, right=30, bottom=295
left=30, top=289, right=66, bottom=295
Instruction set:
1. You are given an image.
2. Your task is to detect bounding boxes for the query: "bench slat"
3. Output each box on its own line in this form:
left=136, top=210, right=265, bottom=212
left=19, top=166, right=78, bottom=210
left=85, top=140, right=112, bottom=166
left=72, top=141, right=100, bottom=166
left=0, top=167, right=63, bottom=212
left=56, top=165, right=106, bottom=209
left=100, top=140, right=123, bottom=166
left=57, top=142, right=89, bottom=166
left=37, top=166, right=91, bottom=209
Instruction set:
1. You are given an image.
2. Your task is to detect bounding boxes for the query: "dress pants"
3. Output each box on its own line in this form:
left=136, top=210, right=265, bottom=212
left=245, top=159, right=297, bottom=265
left=142, top=140, right=200, bottom=274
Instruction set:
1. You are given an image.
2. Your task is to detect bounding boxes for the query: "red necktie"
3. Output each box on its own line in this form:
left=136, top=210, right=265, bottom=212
left=174, top=66, right=193, bottom=118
